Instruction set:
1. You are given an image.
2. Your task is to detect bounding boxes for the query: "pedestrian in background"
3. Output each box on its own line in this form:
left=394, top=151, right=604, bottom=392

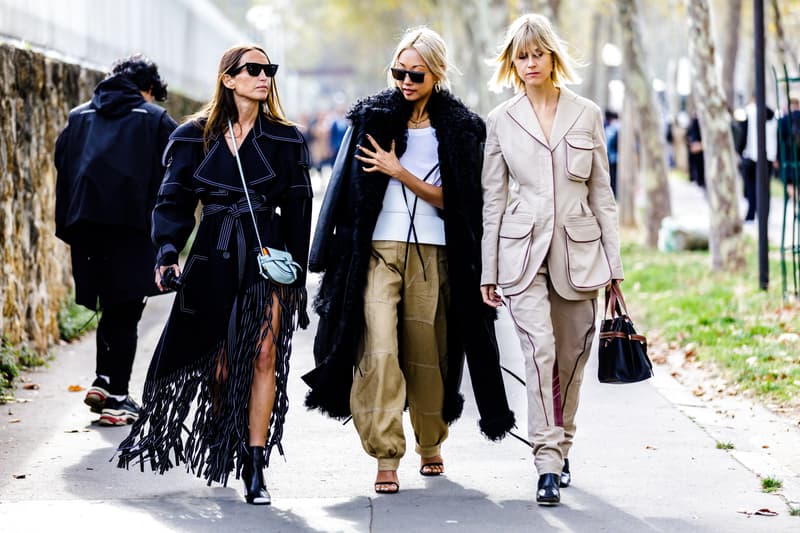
left=740, top=96, right=778, bottom=222
left=480, top=13, right=624, bottom=506
left=604, top=110, right=619, bottom=196
left=686, top=111, right=706, bottom=188
left=54, top=54, right=176, bottom=426
left=305, top=26, right=515, bottom=495
left=116, top=44, right=313, bottom=506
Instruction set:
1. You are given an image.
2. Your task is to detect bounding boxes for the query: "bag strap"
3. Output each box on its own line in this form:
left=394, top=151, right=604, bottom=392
left=228, top=118, right=267, bottom=256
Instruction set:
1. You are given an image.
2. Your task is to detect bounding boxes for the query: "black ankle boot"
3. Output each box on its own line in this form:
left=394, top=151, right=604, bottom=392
left=536, top=473, right=561, bottom=505
left=560, top=458, right=571, bottom=488
left=242, top=446, right=271, bottom=505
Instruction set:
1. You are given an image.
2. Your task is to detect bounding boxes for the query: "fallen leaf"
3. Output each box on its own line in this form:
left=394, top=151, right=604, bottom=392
left=670, top=371, right=680, bottom=378
left=12, top=474, right=26, bottom=479
left=22, top=383, right=39, bottom=390
left=762, top=444, right=770, bottom=449
left=645, top=444, right=658, bottom=450
left=64, top=429, right=79, bottom=433
left=684, top=342, right=697, bottom=359
left=9, top=419, right=21, bottom=423
left=736, top=508, right=778, bottom=517
left=777, top=333, right=800, bottom=344
left=693, top=386, right=705, bottom=397
left=67, top=385, right=84, bottom=392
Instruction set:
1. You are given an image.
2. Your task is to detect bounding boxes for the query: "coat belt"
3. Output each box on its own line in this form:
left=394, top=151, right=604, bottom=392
left=202, top=197, right=274, bottom=282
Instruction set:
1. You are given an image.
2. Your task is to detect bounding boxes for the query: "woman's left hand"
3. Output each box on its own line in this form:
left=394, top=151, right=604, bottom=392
left=355, top=134, right=403, bottom=178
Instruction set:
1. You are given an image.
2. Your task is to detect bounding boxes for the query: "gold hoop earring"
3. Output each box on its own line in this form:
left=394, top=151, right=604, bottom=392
left=434, top=81, right=442, bottom=92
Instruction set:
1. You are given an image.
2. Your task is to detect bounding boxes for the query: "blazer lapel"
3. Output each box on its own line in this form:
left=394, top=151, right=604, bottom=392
left=548, top=87, right=585, bottom=150
left=506, top=93, right=549, bottom=149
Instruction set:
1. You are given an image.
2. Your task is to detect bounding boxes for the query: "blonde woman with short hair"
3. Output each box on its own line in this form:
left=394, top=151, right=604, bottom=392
left=481, top=14, right=624, bottom=505
left=305, top=26, right=515, bottom=494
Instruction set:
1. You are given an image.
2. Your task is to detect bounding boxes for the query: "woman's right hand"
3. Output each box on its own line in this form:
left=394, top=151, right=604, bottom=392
left=156, top=264, right=181, bottom=292
left=481, top=284, right=503, bottom=308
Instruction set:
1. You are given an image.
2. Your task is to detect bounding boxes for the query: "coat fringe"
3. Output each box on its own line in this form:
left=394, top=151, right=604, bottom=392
left=117, top=282, right=306, bottom=485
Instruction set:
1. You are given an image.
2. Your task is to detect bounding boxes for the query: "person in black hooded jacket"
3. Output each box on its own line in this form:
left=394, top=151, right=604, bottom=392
left=304, top=27, right=515, bottom=495
left=54, top=54, right=176, bottom=426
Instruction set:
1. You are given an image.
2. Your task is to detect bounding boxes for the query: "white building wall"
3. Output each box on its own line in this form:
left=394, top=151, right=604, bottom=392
left=0, top=0, right=253, bottom=101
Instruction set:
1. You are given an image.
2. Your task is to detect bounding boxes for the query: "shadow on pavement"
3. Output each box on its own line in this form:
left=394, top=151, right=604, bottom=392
left=326, top=476, right=701, bottom=532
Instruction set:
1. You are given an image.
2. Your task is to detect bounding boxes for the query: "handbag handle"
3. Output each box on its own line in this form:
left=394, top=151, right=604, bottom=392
left=228, top=118, right=267, bottom=257
left=604, top=283, right=627, bottom=318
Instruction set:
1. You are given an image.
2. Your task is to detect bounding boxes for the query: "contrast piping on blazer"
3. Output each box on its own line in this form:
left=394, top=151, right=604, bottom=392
left=480, top=87, right=624, bottom=301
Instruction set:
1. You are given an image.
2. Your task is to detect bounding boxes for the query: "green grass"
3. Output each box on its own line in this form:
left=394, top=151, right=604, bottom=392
left=789, top=506, right=800, bottom=517
left=0, top=335, right=48, bottom=402
left=715, top=441, right=735, bottom=450
left=622, top=237, right=800, bottom=407
left=762, top=476, right=783, bottom=493
left=58, top=299, right=99, bottom=342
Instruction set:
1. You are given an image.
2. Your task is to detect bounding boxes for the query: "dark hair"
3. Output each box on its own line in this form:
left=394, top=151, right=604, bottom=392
left=110, top=54, right=168, bottom=101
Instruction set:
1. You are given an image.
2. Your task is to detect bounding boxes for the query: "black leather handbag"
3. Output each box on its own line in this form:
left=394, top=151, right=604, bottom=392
left=598, top=284, right=653, bottom=384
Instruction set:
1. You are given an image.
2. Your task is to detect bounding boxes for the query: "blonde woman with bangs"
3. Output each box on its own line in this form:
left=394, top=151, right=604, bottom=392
left=305, top=26, right=515, bottom=495
left=480, top=14, right=623, bottom=505
left=117, top=45, right=313, bottom=505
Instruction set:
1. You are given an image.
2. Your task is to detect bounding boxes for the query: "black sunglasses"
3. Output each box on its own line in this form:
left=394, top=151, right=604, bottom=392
left=228, top=62, right=279, bottom=77
left=391, top=68, right=425, bottom=84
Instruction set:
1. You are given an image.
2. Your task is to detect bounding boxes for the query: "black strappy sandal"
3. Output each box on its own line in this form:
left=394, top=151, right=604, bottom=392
left=374, top=481, right=400, bottom=494
left=419, top=462, right=444, bottom=476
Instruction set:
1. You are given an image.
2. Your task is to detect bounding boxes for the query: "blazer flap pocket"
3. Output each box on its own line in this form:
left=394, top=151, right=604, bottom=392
left=499, top=213, right=534, bottom=239
left=564, top=218, right=601, bottom=242
left=565, top=132, right=593, bottom=150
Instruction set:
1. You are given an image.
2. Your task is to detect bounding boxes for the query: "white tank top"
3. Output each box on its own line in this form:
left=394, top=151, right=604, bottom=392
left=371, top=127, right=445, bottom=245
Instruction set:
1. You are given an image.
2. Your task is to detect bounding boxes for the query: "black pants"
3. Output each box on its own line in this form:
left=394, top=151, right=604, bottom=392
left=96, top=299, right=146, bottom=395
left=688, top=152, right=706, bottom=188
left=741, top=158, right=757, bottom=221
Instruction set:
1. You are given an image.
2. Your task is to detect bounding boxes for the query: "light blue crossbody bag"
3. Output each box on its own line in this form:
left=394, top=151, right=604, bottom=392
left=228, top=118, right=301, bottom=285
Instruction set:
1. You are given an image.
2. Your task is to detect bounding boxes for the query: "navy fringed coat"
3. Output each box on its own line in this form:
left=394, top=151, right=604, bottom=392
left=117, top=114, right=312, bottom=485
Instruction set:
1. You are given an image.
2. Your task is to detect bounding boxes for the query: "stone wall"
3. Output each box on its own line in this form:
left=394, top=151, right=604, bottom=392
left=0, top=42, right=201, bottom=351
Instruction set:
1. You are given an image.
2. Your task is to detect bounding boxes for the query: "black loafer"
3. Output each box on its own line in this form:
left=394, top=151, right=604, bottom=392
left=536, top=473, right=561, bottom=505
left=560, top=458, right=571, bottom=488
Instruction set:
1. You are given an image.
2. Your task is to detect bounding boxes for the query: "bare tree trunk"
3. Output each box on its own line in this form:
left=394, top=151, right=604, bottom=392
left=585, top=10, right=604, bottom=104
left=617, top=0, right=672, bottom=247
left=771, top=0, right=799, bottom=75
left=720, top=0, right=742, bottom=110
left=685, top=0, right=746, bottom=271
left=618, top=95, right=638, bottom=227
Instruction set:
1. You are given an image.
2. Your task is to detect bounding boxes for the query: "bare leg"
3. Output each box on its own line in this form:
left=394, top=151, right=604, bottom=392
left=248, top=291, right=281, bottom=446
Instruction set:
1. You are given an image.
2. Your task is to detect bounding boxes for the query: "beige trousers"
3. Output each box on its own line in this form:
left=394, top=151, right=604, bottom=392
left=350, top=241, right=449, bottom=471
left=506, top=272, right=597, bottom=475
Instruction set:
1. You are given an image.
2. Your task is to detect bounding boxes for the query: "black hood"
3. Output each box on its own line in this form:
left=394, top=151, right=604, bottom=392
left=91, top=75, right=145, bottom=117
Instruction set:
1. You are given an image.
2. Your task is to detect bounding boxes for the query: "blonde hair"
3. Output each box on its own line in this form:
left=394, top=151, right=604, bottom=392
left=488, top=13, right=581, bottom=92
left=192, top=45, right=291, bottom=152
left=386, top=26, right=455, bottom=91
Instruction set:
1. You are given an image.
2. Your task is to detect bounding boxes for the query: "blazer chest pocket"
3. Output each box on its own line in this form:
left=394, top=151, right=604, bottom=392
left=497, top=213, right=534, bottom=288
left=564, top=217, right=611, bottom=291
left=565, top=132, right=593, bottom=181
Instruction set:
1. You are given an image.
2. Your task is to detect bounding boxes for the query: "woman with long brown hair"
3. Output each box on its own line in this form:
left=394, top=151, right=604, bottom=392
left=117, top=44, right=312, bottom=505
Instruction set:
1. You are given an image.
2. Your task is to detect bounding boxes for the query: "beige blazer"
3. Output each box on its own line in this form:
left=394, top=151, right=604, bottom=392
left=480, top=87, right=624, bottom=300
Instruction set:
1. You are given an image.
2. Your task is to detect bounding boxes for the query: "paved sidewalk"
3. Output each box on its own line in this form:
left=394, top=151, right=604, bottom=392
left=2, top=182, right=799, bottom=531
left=2, top=280, right=799, bottom=532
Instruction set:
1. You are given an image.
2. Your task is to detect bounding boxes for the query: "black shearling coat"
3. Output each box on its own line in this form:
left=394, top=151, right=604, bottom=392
left=303, top=88, right=515, bottom=440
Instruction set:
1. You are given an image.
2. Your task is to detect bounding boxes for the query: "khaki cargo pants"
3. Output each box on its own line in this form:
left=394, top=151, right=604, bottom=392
left=350, top=240, right=449, bottom=471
